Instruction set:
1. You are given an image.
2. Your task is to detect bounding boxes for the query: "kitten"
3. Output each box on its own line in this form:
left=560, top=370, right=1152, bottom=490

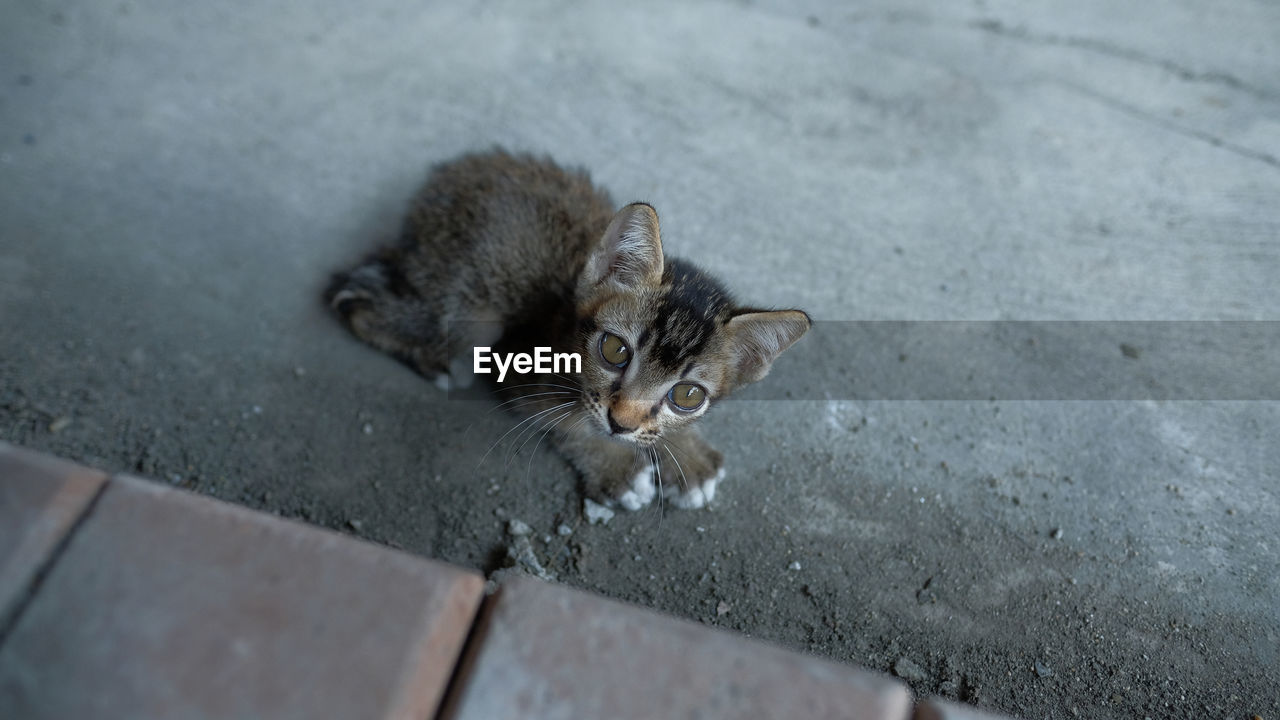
left=326, top=149, right=809, bottom=510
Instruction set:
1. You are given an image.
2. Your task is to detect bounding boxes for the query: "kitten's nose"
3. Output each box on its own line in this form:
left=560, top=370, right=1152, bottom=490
left=606, top=411, right=634, bottom=435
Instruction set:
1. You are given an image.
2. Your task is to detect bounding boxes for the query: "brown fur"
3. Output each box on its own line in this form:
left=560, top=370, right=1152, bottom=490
left=327, top=149, right=809, bottom=509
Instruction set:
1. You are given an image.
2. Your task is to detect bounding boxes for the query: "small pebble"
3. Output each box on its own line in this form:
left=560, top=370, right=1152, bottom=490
left=1051, top=527, right=1063, bottom=540
left=893, top=657, right=930, bottom=683
left=788, top=561, right=802, bottom=571
left=347, top=519, right=364, bottom=532
left=556, top=523, right=573, bottom=536
left=1034, top=660, right=1054, bottom=678
left=508, top=519, right=532, bottom=536
left=48, top=416, right=72, bottom=433
left=583, top=498, right=615, bottom=525
left=362, top=423, right=373, bottom=435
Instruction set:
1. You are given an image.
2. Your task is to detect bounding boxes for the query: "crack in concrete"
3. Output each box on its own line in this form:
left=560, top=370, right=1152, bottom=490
left=0, top=475, right=109, bottom=647
left=1055, top=80, right=1280, bottom=171
left=971, top=18, right=1278, bottom=103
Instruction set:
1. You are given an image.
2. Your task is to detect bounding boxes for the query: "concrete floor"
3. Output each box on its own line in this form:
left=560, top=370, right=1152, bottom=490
left=2, top=1, right=1276, bottom=717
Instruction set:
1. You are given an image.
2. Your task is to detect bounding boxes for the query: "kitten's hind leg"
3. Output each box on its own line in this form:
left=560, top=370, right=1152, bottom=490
left=325, top=252, right=449, bottom=380
left=657, top=427, right=725, bottom=510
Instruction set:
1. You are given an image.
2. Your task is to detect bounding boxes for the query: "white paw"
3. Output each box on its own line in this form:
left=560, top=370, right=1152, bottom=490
left=583, top=498, right=616, bottom=525
left=663, top=466, right=725, bottom=510
left=617, top=464, right=657, bottom=511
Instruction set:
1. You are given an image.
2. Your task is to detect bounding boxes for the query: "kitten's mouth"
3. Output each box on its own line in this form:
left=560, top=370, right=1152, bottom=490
left=591, top=409, right=657, bottom=446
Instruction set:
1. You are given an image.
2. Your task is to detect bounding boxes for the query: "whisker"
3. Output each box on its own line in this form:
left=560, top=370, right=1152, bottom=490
left=523, top=409, right=576, bottom=487
left=492, top=390, right=574, bottom=410
left=491, top=382, right=580, bottom=395
left=462, top=388, right=575, bottom=435
left=492, top=393, right=576, bottom=417
left=649, top=445, right=664, bottom=525
left=505, top=401, right=578, bottom=467
left=512, top=407, right=572, bottom=466
left=658, top=435, right=702, bottom=468
left=660, top=439, right=690, bottom=493
left=562, top=415, right=589, bottom=436
left=476, top=401, right=575, bottom=468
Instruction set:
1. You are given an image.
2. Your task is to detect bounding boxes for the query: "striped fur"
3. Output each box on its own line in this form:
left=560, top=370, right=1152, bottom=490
left=326, top=149, right=809, bottom=510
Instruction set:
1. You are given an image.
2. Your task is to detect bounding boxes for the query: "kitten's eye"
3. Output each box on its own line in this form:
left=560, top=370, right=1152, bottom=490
left=667, top=383, right=706, bottom=412
left=599, top=333, right=630, bottom=369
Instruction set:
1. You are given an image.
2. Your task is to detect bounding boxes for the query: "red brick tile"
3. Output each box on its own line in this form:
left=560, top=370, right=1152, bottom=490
left=0, top=442, right=106, bottom=628
left=916, top=698, right=1017, bottom=720
left=442, top=575, right=913, bottom=720
left=0, top=474, right=484, bottom=720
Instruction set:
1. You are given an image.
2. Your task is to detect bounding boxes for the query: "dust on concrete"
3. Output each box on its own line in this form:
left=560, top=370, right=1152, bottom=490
left=3, top=1, right=1278, bottom=718
left=4, top=346, right=1277, bottom=718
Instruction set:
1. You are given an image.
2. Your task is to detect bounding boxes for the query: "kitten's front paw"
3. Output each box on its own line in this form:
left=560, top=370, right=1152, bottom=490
left=614, top=464, right=657, bottom=511
left=662, top=466, right=725, bottom=510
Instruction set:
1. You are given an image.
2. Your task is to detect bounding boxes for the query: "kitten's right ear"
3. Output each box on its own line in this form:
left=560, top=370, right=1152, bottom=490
left=580, top=203, right=664, bottom=292
left=723, top=309, right=812, bottom=388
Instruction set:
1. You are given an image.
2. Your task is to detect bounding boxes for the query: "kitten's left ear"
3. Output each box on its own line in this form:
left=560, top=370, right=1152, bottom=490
left=724, top=309, right=811, bottom=388
left=580, top=203, right=664, bottom=292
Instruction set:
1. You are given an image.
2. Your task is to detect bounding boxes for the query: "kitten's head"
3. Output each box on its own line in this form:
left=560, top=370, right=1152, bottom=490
left=573, top=203, right=810, bottom=446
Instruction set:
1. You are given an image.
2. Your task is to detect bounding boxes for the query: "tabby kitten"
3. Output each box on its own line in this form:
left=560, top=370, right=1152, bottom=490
left=326, top=149, right=809, bottom=510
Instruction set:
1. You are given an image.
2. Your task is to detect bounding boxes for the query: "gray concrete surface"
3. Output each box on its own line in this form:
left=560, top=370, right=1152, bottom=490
left=1, top=1, right=1276, bottom=717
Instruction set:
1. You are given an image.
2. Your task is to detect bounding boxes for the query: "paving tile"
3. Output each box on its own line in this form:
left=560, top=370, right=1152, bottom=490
left=0, top=442, right=106, bottom=630
left=442, top=575, right=913, bottom=720
left=915, top=698, right=1017, bottom=720
left=0, top=473, right=484, bottom=720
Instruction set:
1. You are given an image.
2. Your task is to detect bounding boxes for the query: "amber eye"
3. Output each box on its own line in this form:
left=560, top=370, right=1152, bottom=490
left=667, top=383, right=706, bottom=412
left=599, top=333, right=631, bottom=369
